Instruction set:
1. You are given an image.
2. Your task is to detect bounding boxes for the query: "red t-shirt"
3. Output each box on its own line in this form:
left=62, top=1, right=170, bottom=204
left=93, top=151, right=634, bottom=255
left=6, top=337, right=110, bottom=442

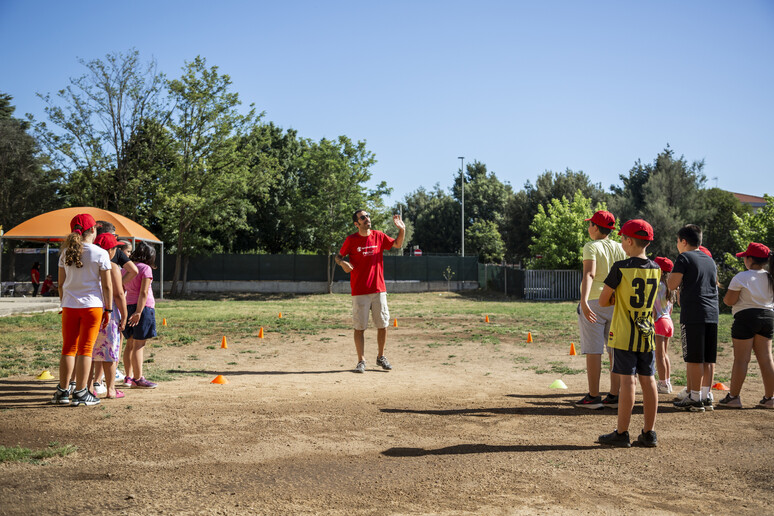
left=31, top=269, right=40, bottom=284
left=339, top=230, right=395, bottom=296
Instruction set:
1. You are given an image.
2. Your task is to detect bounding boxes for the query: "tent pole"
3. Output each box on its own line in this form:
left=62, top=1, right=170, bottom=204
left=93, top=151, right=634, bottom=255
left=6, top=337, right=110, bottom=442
left=0, top=234, right=4, bottom=298
left=160, top=242, right=164, bottom=300
left=45, top=242, right=50, bottom=278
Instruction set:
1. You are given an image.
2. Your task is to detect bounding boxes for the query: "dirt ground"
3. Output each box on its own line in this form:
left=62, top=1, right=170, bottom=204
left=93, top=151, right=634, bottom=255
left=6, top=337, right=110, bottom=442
left=1, top=308, right=772, bottom=515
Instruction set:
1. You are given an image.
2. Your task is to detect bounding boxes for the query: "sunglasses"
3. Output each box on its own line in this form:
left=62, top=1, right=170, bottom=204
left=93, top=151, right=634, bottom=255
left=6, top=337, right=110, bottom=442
left=358, top=213, right=370, bottom=221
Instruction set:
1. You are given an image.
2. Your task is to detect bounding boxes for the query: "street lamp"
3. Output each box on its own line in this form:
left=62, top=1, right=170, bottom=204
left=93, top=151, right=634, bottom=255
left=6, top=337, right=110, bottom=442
left=458, top=156, right=464, bottom=257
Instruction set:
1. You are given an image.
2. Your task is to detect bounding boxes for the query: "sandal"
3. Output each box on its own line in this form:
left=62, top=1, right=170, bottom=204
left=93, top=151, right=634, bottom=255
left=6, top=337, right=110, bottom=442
left=107, top=390, right=125, bottom=399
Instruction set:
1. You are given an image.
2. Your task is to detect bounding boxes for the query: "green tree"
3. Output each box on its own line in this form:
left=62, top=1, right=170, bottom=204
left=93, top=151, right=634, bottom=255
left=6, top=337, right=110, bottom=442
left=0, top=93, right=61, bottom=233
left=407, top=187, right=460, bottom=253
left=162, top=56, right=264, bottom=295
left=506, top=169, right=607, bottom=263
left=616, top=146, right=708, bottom=258
left=731, top=195, right=774, bottom=251
left=528, top=191, right=607, bottom=269
left=451, top=160, right=513, bottom=227
left=699, top=188, right=750, bottom=262
left=466, top=220, right=505, bottom=263
left=33, top=49, right=165, bottom=211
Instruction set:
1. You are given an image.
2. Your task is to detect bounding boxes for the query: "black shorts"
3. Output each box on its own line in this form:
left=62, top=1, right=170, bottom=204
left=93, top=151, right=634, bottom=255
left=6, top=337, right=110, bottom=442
left=681, top=323, right=717, bottom=363
left=611, top=348, right=655, bottom=376
left=732, top=309, right=774, bottom=340
left=122, top=305, right=157, bottom=341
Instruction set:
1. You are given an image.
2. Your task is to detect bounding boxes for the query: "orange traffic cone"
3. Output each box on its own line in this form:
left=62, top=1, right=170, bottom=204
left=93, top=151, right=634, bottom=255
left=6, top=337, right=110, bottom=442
left=162, top=318, right=167, bottom=326
left=712, top=382, right=729, bottom=391
left=527, top=332, right=533, bottom=343
left=258, top=327, right=264, bottom=338
left=221, top=336, right=228, bottom=349
left=569, top=342, right=577, bottom=356
left=210, top=375, right=228, bottom=384
left=278, top=312, right=283, bottom=319
left=485, top=315, right=490, bottom=323
left=393, top=318, right=398, bottom=327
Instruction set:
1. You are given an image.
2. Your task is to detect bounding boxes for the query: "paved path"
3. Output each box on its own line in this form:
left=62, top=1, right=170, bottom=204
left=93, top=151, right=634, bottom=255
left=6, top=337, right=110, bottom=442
left=0, top=297, right=61, bottom=317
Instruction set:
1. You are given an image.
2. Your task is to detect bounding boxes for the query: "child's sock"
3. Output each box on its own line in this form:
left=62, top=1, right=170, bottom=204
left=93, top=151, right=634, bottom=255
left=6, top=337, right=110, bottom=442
left=690, top=390, right=701, bottom=401
left=700, top=386, right=710, bottom=400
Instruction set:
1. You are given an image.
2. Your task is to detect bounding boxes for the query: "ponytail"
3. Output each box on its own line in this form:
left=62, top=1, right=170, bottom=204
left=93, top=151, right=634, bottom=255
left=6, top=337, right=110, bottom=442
left=662, top=271, right=677, bottom=303
left=62, top=233, right=84, bottom=268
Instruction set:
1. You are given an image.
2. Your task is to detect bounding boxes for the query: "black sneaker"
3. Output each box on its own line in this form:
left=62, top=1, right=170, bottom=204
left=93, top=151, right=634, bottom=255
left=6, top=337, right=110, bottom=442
left=70, top=388, right=100, bottom=407
left=376, top=355, right=393, bottom=371
left=598, top=430, right=630, bottom=447
left=575, top=394, right=603, bottom=409
left=636, top=429, right=658, bottom=447
left=673, top=396, right=704, bottom=412
left=717, top=394, right=742, bottom=409
left=703, top=397, right=714, bottom=412
left=68, top=381, right=77, bottom=394
left=602, top=394, right=619, bottom=409
left=49, top=386, right=70, bottom=405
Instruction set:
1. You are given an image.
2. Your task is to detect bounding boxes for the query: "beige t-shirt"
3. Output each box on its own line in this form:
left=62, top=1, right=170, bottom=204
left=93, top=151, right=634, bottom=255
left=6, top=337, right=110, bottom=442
left=582, top=238, right=626, bottom=301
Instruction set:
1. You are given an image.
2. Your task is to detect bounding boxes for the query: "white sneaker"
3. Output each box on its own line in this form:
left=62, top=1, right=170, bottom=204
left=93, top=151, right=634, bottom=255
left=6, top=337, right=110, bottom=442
left=93, top=382, right=107, bottom=395
left=675, top=387, right=689, bottom=401
left=115, top=370, right=125, bottom=382
left=657, top=381, right=672, bottom=394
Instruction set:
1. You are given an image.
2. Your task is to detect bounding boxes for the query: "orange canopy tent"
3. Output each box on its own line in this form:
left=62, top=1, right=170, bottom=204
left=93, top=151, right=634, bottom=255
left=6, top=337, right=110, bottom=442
left=1, top=207, right=164, bottom=298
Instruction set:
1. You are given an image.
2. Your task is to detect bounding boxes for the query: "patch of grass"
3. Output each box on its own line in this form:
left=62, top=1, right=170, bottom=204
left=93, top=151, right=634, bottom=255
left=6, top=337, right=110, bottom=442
left=0, top=443, right=77, bottom=464
left=535, top=362, right=585, bottom=375
left=227, top=362, right=238, bottom=365
left=513, top=356, right=531, bottom=363
left=206, top=345, right=216, bottom=350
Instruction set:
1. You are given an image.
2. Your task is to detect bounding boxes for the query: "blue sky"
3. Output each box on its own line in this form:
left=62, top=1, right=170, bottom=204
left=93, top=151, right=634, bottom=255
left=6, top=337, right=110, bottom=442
left=2, top=1, right=773, bottom=204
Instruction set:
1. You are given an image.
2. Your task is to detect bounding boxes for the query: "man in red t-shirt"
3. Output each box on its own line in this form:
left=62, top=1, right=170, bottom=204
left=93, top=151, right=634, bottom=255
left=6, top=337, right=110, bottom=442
left=336, top=209, right=405, bottom=373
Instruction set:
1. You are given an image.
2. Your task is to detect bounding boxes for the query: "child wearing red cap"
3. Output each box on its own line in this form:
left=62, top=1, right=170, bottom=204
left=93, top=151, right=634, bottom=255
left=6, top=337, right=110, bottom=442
left=719, top=242, right=774, bottom=409
left=597, top=219, right=660, bottom=448
left=653, top=257, right=676, bottom=394
left=50, top=214, right=113, bottom=407
left=668, top=224, right=719, bottom=412
left=91, top=233, right=129, bottom=399
left=575, top=210, right=626, bottom=410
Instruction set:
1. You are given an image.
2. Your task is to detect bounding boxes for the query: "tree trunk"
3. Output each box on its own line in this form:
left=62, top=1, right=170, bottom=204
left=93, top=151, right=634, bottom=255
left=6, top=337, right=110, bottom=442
left=181, top=255, right=189, bottom=296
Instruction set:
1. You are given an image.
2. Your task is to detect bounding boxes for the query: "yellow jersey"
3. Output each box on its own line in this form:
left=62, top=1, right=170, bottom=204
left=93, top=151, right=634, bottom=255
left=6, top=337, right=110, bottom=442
left=604, top=257, right=661, bottom=352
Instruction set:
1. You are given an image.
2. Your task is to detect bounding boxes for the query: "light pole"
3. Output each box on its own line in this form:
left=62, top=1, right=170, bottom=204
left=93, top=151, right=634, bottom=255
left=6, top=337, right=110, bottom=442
left=458, top=156, right=464, bottom=257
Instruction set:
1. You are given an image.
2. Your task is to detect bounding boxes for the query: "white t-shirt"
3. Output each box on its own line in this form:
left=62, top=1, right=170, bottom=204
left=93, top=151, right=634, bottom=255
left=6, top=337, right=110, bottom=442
left=58, top=242, right=112, bottom=309
left=727, top=269, right=774, bottom=315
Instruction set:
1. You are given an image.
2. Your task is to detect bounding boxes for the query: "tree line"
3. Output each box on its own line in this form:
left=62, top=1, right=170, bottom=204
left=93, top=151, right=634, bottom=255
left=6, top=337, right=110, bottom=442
left=1, top=49, right=771, bottom=294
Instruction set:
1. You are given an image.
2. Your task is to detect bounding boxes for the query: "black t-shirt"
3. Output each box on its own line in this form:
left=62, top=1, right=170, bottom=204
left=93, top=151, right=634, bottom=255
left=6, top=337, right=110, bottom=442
left=112, top=248, right=130, bottom=267
left=673, top=249, right=719, bottom=324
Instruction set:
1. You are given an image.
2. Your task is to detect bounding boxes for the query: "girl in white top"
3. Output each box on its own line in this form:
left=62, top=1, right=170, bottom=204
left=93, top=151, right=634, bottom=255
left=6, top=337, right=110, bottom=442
left=50, top=214, right=113, bottom=407
left=720, top=242, right=774, bottom=409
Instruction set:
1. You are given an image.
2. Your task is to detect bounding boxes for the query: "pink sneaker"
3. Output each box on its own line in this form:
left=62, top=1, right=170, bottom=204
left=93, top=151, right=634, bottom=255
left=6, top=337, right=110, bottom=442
left=133, top=377, right=157, bottom=389
left=123, top=377, right=136, bottom=387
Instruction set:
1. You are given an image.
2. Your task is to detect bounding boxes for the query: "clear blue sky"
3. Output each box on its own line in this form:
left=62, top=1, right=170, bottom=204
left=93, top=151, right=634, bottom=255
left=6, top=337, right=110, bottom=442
left=2, top=0, right=773, bottom=204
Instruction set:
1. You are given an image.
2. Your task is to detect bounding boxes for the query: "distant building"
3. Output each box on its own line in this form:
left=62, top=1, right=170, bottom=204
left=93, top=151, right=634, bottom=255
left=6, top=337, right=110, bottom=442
left=730, top=192, right=767, bottom=213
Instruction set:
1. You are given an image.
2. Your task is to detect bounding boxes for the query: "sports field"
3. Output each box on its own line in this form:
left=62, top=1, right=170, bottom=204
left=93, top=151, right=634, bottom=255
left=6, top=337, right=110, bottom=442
left=0, top=292, right=771, bottom=515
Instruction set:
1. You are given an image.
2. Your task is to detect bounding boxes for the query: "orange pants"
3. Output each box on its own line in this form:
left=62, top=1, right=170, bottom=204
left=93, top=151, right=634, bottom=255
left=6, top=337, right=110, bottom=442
left=61, top=307, right=103, bottom=357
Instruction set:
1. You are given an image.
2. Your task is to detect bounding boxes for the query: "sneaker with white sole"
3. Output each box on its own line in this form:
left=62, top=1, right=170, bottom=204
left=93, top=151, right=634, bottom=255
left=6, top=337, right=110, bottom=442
left=601, top=394, right=619, bottom=409
left=123, top=377, right=136, bottom=387
left=759, top=396, right=774, bottom=409
left=93, top=382, right=107, bottom=395
left=133, top=377, right=157, bottom=389
left=657, top=381, right=672, bottom=394
left=70, top=388, right=100, bottom=406
left=376, top=355, right=392, bottom=370
left=115, top=370, right=125, bottom=382
left=717, top=394, right=742, bottom=409
left=355, top=361, right=366, bottom=373
left=49, top=386, right=70, bottom=405
left=575, top=394, right=603, bottom=409
left=68, top=381, right=77, bottom=394
left=673, top=396, right=704, bottom=412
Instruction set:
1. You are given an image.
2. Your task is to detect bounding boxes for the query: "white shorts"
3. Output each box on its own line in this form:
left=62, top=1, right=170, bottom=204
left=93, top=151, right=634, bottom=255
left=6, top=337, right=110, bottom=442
left=352, top=292, right=390, bottom=331
left=577, top=299, right=614, bottom=354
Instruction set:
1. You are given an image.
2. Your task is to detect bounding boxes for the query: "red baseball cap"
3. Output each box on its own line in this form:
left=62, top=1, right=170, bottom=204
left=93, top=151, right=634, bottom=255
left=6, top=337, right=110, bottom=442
left=736, top=242, right=771, bottom=259
left=585, top=210, right=616, bottom=230
left=69, top=214, right=96, bottom=235
left=698, top=246, right=713, bottom=258
left=654, top=256, right=673, bottom=272
left=618, top=219, right=654, bottom=241
left=94, top=233, right=120, bottom=251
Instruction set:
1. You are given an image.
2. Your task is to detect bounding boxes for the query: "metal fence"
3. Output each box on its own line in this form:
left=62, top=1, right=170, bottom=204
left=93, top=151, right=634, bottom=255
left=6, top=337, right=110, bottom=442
left=524, top=269, right=581, bottom=301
